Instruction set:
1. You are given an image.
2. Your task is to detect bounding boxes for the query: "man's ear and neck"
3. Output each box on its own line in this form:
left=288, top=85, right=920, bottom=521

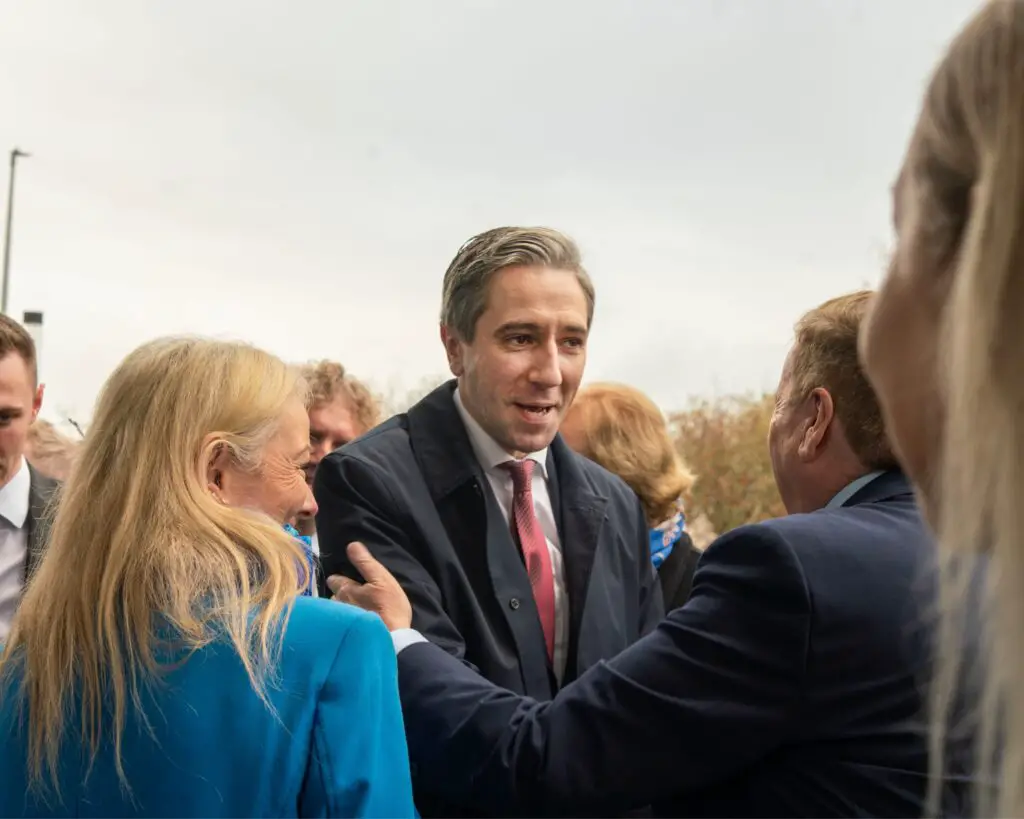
left=441, top=325, right=515, bottom=460
left=792, top=388, right=871, bottom=514
left=32, top=383, right=44, bottom=421
left=441, top=325, right=465, bottom=380
left=441, top=324, right=482, bottom=423
left=441, top=324, right=470, bottom=405
left=18, top=382, right=43, bottom=485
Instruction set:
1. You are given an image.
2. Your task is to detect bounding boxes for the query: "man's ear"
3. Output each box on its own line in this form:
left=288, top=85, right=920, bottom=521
left=797, top=387, right=835, bottom=462
left=31, top=383, right=44, bottom=423
left=440, top=325, right=465, bottom=377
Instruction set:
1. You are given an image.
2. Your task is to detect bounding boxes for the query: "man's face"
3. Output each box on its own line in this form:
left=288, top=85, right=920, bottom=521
left=0, top=352, right=41, bottom=488
left=305, top=395, right=361, bottom=485
left=444, top=265, right=589, bottom=457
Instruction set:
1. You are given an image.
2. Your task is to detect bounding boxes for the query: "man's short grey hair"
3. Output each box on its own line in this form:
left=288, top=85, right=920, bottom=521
left=440, top=226, right=596, bottom=341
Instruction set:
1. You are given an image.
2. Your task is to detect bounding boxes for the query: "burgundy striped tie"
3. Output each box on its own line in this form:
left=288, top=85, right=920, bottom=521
left=501, top=459, right=556, bottom=662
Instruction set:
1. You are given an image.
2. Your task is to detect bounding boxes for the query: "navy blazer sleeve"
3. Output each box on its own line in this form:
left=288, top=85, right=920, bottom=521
left=314, top=452, right=471, bottom=662
left=398, top=523, right=811, bottom=816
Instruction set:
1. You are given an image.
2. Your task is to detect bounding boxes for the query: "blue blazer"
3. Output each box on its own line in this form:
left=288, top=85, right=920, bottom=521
left=394, top=471, right=974, bottom=817
left=0, top=598, right=416, bottom=818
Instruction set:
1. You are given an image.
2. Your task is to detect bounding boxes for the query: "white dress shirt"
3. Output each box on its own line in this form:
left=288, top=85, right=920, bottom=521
left=0, top=459, right=31, bottom=642
left=826, top=471, right=885, bottom=509
left=451, top=388, right=569, bottom=682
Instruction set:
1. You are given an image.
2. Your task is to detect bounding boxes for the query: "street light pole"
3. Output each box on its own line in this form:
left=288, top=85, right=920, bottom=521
left=1, top=148, right=30, bottom=316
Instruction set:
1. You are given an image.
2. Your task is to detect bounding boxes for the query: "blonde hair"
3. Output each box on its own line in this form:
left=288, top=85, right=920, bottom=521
left=0, top=337, right=311, bottom=800
left=300, top=359, right=382, bottom=433
left=910, top=2, right=1024, bottom=814
left=26, top=419, right=80, bottom=480
left=791, top=291, right=897, bottom=471
left=564, top=382, right=694, bottom=525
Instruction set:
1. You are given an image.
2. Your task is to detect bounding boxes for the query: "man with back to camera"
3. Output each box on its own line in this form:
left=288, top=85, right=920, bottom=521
left=314, top=226, right=663, bottom=816
left=0, top=315, right=59, bottom=641
left=331, top=290, right=974, bottom=818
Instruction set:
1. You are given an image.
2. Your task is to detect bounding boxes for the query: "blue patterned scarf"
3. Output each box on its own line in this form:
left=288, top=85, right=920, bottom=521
left=283, top=523, right=316, bottom=596
left=649, top=502, right=686, bottom=570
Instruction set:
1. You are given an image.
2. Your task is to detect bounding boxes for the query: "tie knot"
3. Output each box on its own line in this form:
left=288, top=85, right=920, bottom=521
left=501, top=458, right=535, bottom=491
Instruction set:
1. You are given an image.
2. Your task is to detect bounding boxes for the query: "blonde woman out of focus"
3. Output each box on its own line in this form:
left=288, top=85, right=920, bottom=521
left=859, top=1, right=1024, bottom=815
left=25, top=419, right=79, bottom=481
left=0, top=338, right=414, bottom=817
left=560, top=382, right=703, bottom=609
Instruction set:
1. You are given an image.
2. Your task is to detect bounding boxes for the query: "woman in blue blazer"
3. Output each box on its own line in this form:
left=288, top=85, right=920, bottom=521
left=0, top=337, right=415, bottom=817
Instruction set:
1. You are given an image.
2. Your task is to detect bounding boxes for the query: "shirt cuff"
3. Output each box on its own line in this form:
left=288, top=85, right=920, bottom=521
left=391, top=628, right=427, bottom=655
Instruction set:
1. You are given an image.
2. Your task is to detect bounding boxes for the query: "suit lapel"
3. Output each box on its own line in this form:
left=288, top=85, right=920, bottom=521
left=547, top=436, right=608, bottom=682
left=407, top=382, right=494, bottom=615
left=406, top=382, right=560, bottom=697
left=407, top=381, right=479, bottom=503
left=25, top=465, right=57, bottom=581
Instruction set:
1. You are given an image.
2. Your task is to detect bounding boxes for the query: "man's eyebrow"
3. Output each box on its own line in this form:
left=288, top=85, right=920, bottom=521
left=494, top=321, right=589, bottom=335
left=495, top=321, right=542, bottom=334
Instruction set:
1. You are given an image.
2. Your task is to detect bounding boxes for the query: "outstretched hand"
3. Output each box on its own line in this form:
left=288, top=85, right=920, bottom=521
left=326, top=542, right=413, bottom=632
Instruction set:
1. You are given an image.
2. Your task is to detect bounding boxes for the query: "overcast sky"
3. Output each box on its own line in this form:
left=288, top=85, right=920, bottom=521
left=2, top=0, right=980, bottom=425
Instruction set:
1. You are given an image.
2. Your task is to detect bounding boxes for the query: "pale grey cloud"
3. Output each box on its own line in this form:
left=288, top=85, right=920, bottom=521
left=0, top=0, right=979, bottom=423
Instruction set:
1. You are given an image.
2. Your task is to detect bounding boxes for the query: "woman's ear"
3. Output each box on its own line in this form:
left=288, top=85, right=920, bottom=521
left=203, top=437, right=231, bottom=502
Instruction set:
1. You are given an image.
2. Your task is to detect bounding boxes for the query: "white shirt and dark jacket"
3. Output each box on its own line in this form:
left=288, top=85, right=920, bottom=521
left=0, top=459, right=58, bottom=642
left=313, top=379, right=663, bottom=816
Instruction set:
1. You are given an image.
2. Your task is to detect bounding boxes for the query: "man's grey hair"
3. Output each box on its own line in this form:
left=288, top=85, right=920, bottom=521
left=440, top=226, right=595, bottom=341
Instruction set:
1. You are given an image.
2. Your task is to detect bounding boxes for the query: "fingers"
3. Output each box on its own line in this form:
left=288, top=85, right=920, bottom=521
left=345, top=541, right=390, bottom=584
left=325, top=574, right=347, bottom=597
left=326, top=575, right=382, bottom=613
left=327, top=577, right=368, bottom=606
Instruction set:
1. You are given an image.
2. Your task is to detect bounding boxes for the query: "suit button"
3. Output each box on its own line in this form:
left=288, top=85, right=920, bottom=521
left=509, top=597, right=520, bottom=610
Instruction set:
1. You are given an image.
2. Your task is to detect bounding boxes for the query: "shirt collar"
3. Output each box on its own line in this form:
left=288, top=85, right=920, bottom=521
left=826, top=470, right=885, bottom=509
left=0, top=457, right=31, bottom=528
left=453, top=387, right=549, bottom=479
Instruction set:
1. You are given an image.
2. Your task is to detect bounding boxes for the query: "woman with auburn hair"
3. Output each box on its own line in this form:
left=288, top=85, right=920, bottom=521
left=560, top=382, right=703, bottom=609
left=0, top=338, right=414, bottom=817
left=859, top=1, right=1024, bottom=815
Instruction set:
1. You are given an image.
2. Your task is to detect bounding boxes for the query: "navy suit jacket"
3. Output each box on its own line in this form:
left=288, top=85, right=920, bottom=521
left=25, top=464, right=58, bottom=581
left=315, top=381, right=663, bottom=815
left=314, top=380, right=662, bottom=698
left=0, top=599, right=415, bottom=818
left=396, top=471, right=969, bottom=817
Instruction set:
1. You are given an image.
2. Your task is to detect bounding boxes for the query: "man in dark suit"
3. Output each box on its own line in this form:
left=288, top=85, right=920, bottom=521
left=0, top=315, right=59, bottom=641
left=332, top=291, right=972, bottom=817
left=315, top=228, right=662, bottom=813
left=25, top=465, right=57, bottom=578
